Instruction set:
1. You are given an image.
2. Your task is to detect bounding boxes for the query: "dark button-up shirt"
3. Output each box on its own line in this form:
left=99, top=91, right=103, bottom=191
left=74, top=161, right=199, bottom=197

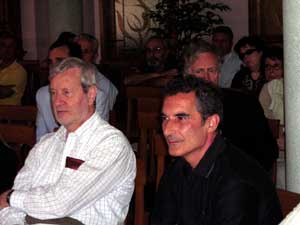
left=151, top=135, right=282, bottom=225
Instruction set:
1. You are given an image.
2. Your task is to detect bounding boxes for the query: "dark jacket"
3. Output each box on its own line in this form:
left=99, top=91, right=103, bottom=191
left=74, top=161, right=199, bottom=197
left=151, top=135, right=282, bottom=225
left=221, top=88, right=279, bottom=171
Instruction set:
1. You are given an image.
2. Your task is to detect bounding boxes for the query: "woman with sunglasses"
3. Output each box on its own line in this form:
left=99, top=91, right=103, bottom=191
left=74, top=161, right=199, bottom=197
left=231, top=36, right=266, bottom=97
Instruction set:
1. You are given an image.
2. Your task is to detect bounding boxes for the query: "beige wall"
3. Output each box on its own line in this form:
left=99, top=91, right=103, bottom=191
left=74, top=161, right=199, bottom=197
left=21, top=0, right=249, bottom=60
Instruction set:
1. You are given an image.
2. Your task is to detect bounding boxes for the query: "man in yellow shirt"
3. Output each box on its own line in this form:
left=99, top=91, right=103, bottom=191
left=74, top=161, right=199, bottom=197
left=0, top=32, right=27, bottom=105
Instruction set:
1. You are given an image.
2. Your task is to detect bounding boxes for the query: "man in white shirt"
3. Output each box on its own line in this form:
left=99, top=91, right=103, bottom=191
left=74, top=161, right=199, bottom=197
left=0, top=57, right=136, bottom=225
left=36, top=40, right=118, bottom=141
left=212, top=26, right=242, bottom=88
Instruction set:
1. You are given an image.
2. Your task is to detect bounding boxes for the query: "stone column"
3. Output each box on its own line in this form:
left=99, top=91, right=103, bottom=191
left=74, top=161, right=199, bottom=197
left=283, top=0, right=300, bottom=193
left=48, top=0, right=82, bottom=43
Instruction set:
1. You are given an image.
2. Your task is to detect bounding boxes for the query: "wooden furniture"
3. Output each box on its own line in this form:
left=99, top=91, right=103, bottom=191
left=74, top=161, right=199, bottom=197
left=0, top=105, right=37, bottom=125
left=0, top=105, right=37, bottom=169
left=277, top=189, right=300, bottom=217
left=125, top=86, right=161, bottom=139
left=249, top=0, right=283, bottom=45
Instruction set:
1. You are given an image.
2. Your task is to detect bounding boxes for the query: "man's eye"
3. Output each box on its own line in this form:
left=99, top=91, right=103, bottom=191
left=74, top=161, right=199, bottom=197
left=63, top=90, right=71, bottom=96
left=161, top=115, right=168, bottom=121
left=177, top=115, right=190, bottom=120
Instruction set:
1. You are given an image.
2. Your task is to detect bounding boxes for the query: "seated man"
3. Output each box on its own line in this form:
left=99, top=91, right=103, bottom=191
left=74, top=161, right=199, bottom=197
left=0, top=31, right=27, bottom=105
left=36, top=40, right=118, bottom=141
left=124, top=36, right=178, bottom=86
left=74, top=33, right=118, bottom=110
left=183, top=39, right=278, bottom=172
left=212, top=26, right=242, bottom=88
left=0, top=57, right=136, bottom=225
left=151, top=76, right=282, bottom=225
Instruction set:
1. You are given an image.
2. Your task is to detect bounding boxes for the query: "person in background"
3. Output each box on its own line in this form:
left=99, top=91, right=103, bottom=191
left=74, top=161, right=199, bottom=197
left=212, top=26, right=242, bottom=88
left=0, top=31, right=27, bottom=105
left=35, top=40, right=116, bottom=141
left=0, top=57, right=136, bottom=225
left=74, top=33, right=118, bottom=111
left=151, top=75, right=282, bottom=225
left=183, top=39, right=278, bottom=172
left=124, top=36, right=178, bottom=86
left=231, top=36, right=266, bottom=97
left=56, top=31, right=76, bottom=44
left=259, top=46, right=284, bottom=149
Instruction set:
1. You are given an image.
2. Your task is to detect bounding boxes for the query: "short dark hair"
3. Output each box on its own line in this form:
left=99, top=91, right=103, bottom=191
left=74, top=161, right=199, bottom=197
left=234, top=36, right=265, bottom=54
left=182, top=39, right=219, bottom=75
left=163, top=75, right=223, bottom=126
left=212, top=26, right=233, bottom=41
left=49, top=40, right=82, bottom=59
left=264, top=46, right=283, bottom=62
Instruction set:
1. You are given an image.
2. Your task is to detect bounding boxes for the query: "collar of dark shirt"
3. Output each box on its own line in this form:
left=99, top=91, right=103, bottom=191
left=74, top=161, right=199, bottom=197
left=181, top=134, right=226, bottom=178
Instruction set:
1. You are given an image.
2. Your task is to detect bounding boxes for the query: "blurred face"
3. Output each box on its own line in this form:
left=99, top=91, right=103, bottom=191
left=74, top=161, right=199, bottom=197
left=50, top=68, right=96, bottom=132
left=162, top=92, right=213, bottom=167
left=265, top=58, right=283, bottom=81
left=76, top=38, right=96, bottom=63
left=145, top=38, right=168, bottom=71
left=48, top=46, right=69, bottom=66
left=187, top=52, right=220, bottom=85
left=212, top=32, right=232, bottom=56
left=239, top=44, right=262, bottom=72
left=0, top=38, right=17, bottom=63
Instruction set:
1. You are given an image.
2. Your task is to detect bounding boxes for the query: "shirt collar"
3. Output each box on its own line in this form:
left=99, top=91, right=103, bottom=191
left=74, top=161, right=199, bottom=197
left=182, top=134, right=226, bottom=178
left=55, top=112, right=99, bottom=141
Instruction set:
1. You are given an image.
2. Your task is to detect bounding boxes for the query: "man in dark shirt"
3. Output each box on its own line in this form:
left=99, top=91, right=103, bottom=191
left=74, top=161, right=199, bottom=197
left=182, top=39, right=278, bottom=172
left=151, top=76, right=282, bottom=225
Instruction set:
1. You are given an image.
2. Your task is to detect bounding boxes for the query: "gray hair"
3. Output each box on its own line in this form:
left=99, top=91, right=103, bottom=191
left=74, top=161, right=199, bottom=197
left=49, top=57, right=96, bottom=93
left=183, top=39, right=220, bottom=75
left=75, top=33, right=99, bottom=54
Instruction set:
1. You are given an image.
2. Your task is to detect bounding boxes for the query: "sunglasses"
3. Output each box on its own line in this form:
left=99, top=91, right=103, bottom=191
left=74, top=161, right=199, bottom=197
left=239, top=48, right=257, bottom=60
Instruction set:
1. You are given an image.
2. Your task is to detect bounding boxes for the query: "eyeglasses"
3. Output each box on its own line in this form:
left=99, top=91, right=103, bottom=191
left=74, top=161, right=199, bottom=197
left=239, top=48, right=257, bottom=60
left=145, top=47, right=163, bottom=53
left=265, top=64, right=282, bottom=72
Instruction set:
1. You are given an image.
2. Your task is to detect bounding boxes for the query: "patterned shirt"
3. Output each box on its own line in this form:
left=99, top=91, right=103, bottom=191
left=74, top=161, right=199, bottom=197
left=0, top=113, right=136, bottom=225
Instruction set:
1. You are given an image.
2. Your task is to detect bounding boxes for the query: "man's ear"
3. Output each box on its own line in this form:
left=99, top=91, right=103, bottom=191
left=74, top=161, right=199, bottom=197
left=87, top=85, right=97, bottom=106
left=206, top=114, right=220, bottom=133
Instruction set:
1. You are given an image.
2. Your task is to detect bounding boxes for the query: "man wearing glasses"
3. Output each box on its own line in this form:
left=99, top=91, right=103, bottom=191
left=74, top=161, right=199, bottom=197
left=124, top=36, right=178, bottom=86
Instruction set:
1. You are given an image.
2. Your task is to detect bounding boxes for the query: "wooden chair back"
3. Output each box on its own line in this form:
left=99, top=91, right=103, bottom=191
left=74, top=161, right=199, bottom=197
left=0, top=105, right=37, bottom=125
left=0, top=124, right=36, bottom=170
left=153, top=132, right=168, bottom=191
left=0, top=105, right=37, bottom=169
left=20, top=60, right=42, bottom=105
left=134, top=158, right=147, bottom=225
left=277, top=189, right=300, bottom=217
left=125, top=86, right=162, bottom=139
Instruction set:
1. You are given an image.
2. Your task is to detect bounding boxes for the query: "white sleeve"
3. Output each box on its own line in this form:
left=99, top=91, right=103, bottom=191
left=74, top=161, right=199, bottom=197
left=10, top=135, right=136, bottom=219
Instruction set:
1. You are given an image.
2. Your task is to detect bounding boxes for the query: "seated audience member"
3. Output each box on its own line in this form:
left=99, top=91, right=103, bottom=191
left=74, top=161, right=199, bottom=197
left=124, top=36, right=178, bottom=86
left=0, top=31, right=27, bottom=105
left=231, top=36, right=266, bottom=97
left=36, top=41, right=117, bottom=141
left=151, top=76, right=282, bottom=225
left=183, top=39, right=278, bottom=172
left=212, top=26, right=242, bottom=88
left=259, top=46, right=284, bottom=149
left=74, top=33, right=118, bottom=110
left=56, top=31, right=76, bottom=43
left=0, top=57, right=136, bottom=225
